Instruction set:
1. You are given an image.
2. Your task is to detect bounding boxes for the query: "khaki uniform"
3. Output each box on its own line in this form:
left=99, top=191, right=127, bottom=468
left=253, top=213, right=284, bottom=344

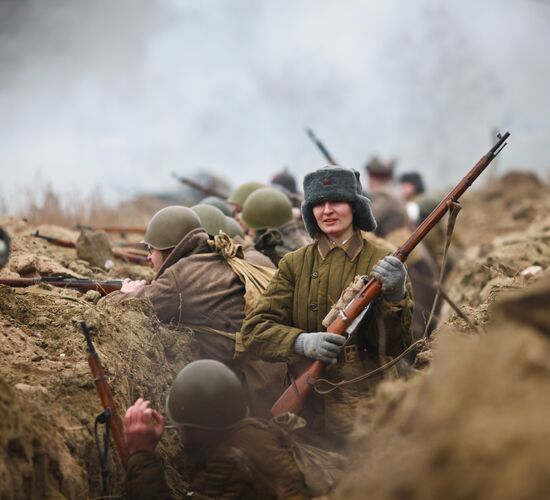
left=241, top=231, right=414, bottom=444
left=125, top=418, right=310, bottom=500
left=103, top=229, right=286, bottom=418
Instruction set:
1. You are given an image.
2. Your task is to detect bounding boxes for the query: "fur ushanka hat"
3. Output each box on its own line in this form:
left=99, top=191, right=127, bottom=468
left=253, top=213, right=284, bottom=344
left=301, top=166, right=377, bottom=238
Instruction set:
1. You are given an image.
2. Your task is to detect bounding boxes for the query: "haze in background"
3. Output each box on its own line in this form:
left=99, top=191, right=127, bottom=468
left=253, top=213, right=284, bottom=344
left=0, top=0, right=548, bottom=208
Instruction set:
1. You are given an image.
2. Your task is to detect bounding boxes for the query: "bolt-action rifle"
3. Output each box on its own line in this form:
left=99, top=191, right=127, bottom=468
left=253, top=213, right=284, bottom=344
left=0, top=276, right=123, bottom=295
left=171, top=172, right=227, bottom=199
left=32, top=231, right=149, bottom=265
left=81, top=322, right=129, bottom=496
left=271, top=132, right=511, bottom=417
left=305, top=128, right=338, bottom=165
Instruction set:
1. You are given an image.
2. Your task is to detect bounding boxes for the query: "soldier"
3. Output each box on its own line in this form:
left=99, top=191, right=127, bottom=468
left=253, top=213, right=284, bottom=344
left=102, top=206, right=285, bottom=418
left=241, top=166, right=414, bottom=449
left=364, top=156, right=401, bottom=199
left=241, top=187, right=311, bottom=266
left=124, top=360, right=312, bottom=499
left=364, top=156, right=408, bottom=234
left=271, top=168, right=298, bottom=195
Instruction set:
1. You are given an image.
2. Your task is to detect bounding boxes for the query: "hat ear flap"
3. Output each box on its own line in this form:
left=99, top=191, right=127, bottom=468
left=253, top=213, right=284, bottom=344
left=353, top=197, right=377, bottom=233
left=353, top=169, right=363, bottom=193
left=301, top=201, right=320, bottom=238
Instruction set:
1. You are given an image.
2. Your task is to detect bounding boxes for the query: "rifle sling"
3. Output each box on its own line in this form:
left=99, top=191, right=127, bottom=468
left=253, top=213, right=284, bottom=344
left=421, top=200, right=462, bottom=340
left=94, top=409, right=112, bottom=497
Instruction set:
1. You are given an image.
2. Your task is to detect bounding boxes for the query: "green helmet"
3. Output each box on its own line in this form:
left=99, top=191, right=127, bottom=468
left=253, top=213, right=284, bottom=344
left=191, top=204, right=228, bottom=237
left=200, top=196, right=233, bottom=217
left=227, top=182, right=266, bottom=209
left=241, top=187, right=293, bottom=230
left=144, top=206, right=202, bottom=250
left=225, top=216, right=245, bottom=238
left=165, top=360, right=248, bottom=430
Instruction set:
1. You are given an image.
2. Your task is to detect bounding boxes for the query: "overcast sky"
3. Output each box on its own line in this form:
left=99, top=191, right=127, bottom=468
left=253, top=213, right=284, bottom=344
left=1, top=0, right=549, bottom=209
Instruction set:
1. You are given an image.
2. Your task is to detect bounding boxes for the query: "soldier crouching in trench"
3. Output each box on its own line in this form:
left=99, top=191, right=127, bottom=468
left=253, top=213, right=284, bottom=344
left=240, top=166, right=414, bottom=450
left=100, top=206, right=286, bottom=419
left=124, top=360, right=314, bottom=499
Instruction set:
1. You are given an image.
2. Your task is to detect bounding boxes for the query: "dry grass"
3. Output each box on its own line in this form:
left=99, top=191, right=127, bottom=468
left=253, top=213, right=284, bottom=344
left=0, top=184, right=169, bottom=228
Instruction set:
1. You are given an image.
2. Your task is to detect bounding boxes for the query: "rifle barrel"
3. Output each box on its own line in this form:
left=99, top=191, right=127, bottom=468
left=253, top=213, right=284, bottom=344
left=305, top=128, right=338, bottom=165
left=395, top=132, right=509, bottom=262
left=171, top=173, right=226, bottom=199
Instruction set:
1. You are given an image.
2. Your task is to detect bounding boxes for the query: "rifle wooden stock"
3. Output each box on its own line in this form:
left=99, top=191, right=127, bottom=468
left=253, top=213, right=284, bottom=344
left=271, top=132, right=510, bottom=416
left=0, top=277, right=123, bottom=296
left=81, top=322, right=129, bottom=470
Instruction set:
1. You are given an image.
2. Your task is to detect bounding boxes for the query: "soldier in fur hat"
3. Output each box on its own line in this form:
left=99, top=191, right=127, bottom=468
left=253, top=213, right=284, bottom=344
left=241, top=166, right=414, bottom=449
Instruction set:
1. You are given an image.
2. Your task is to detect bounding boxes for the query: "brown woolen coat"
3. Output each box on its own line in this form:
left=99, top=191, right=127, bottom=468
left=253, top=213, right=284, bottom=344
left=104, top=228, right=286, bottom=419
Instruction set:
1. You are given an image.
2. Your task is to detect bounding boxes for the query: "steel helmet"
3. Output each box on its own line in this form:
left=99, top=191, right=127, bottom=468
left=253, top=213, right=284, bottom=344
left=200, top=196, right=233, bottom=217
left=143, top=206, right=202, bottom=250
left=191, top=204, right=228, bottom=237
left=227, top=182, right=266, bottom=209
left=225, top=216, right=245, bottom=238
left=165, top=360, right=248, bottom=430
left=242, top=187, right=293, bottom=230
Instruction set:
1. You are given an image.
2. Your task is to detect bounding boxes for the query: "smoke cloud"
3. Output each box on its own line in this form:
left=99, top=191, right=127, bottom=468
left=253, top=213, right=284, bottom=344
left=1, top=0, right=549, bottom=208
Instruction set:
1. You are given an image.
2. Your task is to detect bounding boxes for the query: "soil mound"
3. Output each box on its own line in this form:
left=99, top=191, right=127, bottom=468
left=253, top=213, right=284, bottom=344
left=456, top=171, right=550, bottom=246
left=333, top=172, right=550, bottom=500
left=0, top=220, right=194, bottom=497
left=334, top=280, right=550, bottom=500
left=440, top=199, right=549, bottom=327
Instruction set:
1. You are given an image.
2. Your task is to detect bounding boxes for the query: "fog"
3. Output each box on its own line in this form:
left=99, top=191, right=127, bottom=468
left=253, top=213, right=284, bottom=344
left=1, top=0, right=549, bottom=208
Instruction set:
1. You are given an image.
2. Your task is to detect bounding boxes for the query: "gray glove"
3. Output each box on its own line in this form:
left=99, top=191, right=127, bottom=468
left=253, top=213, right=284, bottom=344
left=372, top=255, right=407, bottom=302
left=294, top=332, right=346, bottom=364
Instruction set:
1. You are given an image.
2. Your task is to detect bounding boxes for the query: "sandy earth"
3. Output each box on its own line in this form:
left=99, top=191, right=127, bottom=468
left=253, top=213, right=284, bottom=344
left=333, top=173, right=550, bottom=500
left=0, top=171, right=548, bottom=498
left=0, top=218, right=195, bottom=498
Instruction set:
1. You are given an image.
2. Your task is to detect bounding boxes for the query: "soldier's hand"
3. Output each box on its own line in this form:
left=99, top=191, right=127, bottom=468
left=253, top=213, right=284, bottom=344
left=372, top=255, right=407, bottom=302
left=294, top=332, right=345, bottom=364
left=124, top=398, right=164, bottom=455
left=121, top=278, right=147, bottom=294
